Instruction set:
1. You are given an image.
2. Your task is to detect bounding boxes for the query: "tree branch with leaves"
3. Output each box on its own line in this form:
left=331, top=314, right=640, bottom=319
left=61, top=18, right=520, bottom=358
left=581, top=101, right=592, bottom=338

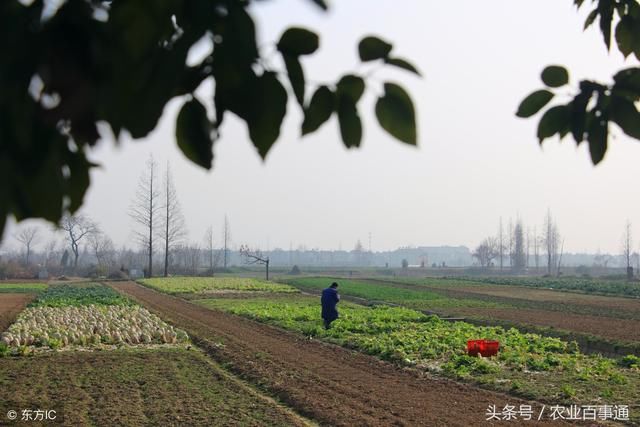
left=0, top=0, right=419, bottom=241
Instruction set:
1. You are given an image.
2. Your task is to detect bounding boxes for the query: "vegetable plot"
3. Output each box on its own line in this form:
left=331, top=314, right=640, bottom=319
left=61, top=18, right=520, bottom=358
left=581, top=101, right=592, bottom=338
left=141, top=277, right=298, bottom=295
left=0, top=283, right=47, bottom=294
left=2, top=305, right=188, bottom=348
left=30, top=283, right=133, bottom=307
left=1, top=284, right=188, bottom=353
left=199, top=296, right=640, bottom=411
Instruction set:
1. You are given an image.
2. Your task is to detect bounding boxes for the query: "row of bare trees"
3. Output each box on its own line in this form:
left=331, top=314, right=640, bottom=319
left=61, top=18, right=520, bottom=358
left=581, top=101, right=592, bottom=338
left=473, top=210, right=563, bottom=275
left=129, top=155, right=233, bottom=277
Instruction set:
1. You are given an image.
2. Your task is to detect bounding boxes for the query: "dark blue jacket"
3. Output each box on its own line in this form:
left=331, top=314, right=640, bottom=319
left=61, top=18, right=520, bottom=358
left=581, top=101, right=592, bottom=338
left=321, top=287, right=340, bottom=321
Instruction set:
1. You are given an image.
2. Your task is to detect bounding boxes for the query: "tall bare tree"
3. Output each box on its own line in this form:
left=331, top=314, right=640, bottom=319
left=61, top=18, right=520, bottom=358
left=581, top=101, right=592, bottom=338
left=543, top=209, right=560, bottom=275
left=129, top=155, right=160, bottom=277
left=508, top=218, right=514, bottom=268
left=533, top=226, right=540, bottom=271
left=472, top=237, right=498, bottom=268
left=203, top=226, right=222, bottom=276
left=222, top=215, right=231, bottom=269
left=14, top=226, right=40, bottom=265
left=512, top=219, right=526, bottom=272
left=160, top=164, right=186, bottom=277
left=621, top=220, right=633, bottom=279
left=59, top=214, right=98, bottom=269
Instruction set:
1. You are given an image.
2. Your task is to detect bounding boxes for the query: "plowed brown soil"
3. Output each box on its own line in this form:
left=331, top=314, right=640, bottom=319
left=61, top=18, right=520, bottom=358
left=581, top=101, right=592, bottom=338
left=454, top=307, right=640, bottom=342
left=0, top=293, right=34, bottom=331
left=111, top=281, right=572, bottom=427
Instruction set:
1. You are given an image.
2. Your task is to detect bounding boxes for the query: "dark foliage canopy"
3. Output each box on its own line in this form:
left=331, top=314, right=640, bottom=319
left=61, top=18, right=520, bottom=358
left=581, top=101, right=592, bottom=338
left=0, top=0, right=419, bottom=239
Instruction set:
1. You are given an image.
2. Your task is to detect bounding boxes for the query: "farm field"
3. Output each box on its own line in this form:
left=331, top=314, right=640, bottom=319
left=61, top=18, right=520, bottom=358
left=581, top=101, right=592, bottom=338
left=453, top=276, right=640, bottom=298
left=140, top=277, right=297, bottom=299
left=3, top=278, right=637, bottom=425
left=0, top=294, right=35, bottom=332
left=197, top=293, right=640, bottom=423
left=0, top=283, right=311, bottom=426
left=1, top=284, right=188, bottom=353
left=111, top=281, right=563, bottom=426
left=0, top=347, right=306, bottom=426
left=0, top=282, right=47, bottom=293
left=281, top=277, right=640, bottom=350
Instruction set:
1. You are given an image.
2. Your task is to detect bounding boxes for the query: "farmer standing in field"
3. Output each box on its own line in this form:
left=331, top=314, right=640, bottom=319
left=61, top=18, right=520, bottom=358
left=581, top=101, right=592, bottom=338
left=321, top=282, right=340, bottom=329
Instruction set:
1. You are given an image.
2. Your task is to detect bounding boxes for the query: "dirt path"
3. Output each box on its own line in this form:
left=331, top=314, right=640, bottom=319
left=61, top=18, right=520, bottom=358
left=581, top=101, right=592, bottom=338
left=0, top=293, right=34, bottom=331
left=111, top=282, right=570, bottom=427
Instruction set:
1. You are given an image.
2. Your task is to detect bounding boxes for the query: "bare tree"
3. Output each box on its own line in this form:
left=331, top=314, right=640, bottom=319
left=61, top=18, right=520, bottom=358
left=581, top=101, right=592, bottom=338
left=203, top=226, right=222, bottom=276
left=160, top=164, right=186, bottom=277
left=497, top=217, right=505, bottom=271
left=543, top=209, right=560, bottom=275
left=129, top=155, right=161, bottom=277
left=512, top=219, right=526, bottom=272
left=222, top=215, right=231, bottom=269
left=556, top=238, right=565, bottom=277
left=187, top=243, right=200, bottom=276
left=621, top=220, right=634, bottom=279
left=472, top=237, right=498, bottom=268
left=88, top=232, right=115, bottom=272
left=239, top=245, right=270, bottom=280
left=14, top=226, right=40, bottom=265
left=59, top=214, right=98, bottom=269
left=508, top=218, right=514, bottom=268
left=533, top=226, right=540, bottom=271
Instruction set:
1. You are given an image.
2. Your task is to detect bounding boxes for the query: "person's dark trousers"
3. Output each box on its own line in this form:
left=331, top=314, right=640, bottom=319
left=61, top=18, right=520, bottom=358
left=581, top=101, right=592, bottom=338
left=323, top=319, right=331, bottom=329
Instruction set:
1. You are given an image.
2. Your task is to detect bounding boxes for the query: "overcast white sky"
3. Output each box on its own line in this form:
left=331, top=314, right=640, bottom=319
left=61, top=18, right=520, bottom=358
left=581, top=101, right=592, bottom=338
left=4, top=0, right=640, bottom=254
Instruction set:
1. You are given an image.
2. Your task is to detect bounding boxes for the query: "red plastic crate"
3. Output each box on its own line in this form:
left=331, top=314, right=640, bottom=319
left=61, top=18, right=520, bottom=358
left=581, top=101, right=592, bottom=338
left=467, top=339, right=499, bottom=357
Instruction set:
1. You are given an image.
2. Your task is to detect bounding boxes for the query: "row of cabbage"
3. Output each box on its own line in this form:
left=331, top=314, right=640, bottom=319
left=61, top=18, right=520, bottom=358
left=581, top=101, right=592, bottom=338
left=198, top=296, right=640, bottom=409
left=140, top=277, right=298, bottom=294
left=1, top=284, right=188, bottom=353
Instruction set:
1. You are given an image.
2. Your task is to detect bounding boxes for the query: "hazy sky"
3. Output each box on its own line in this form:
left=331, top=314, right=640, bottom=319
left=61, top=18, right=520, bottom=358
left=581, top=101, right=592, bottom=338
left=4, top=0, right=640, bottom=254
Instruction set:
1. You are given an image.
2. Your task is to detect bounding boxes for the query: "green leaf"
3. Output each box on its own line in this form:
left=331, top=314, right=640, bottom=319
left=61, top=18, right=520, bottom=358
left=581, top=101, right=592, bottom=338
left=611, top=96, right=640, bottom=139
left=584, top=9, right=599, bottom=30
left=302, top=86, right=334, bottom=135
left=375, top=82, right=417, bottom=145
left=541, top=66, right=569, bottom=88
left=336, top=74, right=365, bottom=103
left=247, top=72, right=288, bottom=159
left=569, top=92, right=590, bottom=143
left=537, top=105, right=570, bottom=143
left=384, top=57, right=421, bottom=76
left=65, top=150, right=94, bottom=213
left=516, top=90, right=554, bottom=118
left=599, top=0, right=614, bottom=50
left=176, top=98, right=213, bottom=169
left=277, top=27, right=319, bottom=56
left=337, top=95, right=362, bottom=148
left=358, top=36, right=392, bottom=61
left=615, top=16, right=634, bottom=58
left=613, top=67, right=640, bottom=100
left=283, top=54, right=305, bottom=106
left=587, top=116, right=608, bottom=164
